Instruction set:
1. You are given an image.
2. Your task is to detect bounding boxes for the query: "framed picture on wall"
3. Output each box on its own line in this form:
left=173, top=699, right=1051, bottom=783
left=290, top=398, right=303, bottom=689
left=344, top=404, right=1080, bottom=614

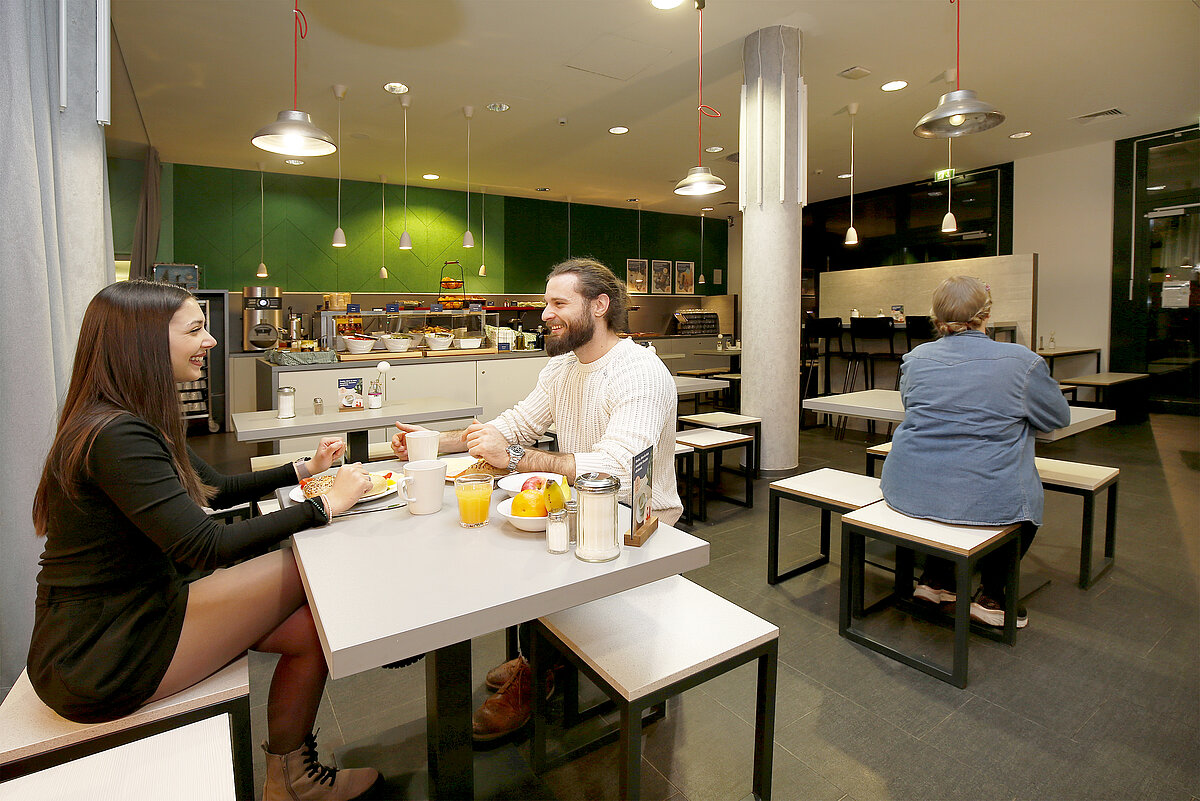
left=626, top=259, right=648, bottom=294
left=650, top=259, right=673, bottom=294
left=674, top=261, right=695, bottom=295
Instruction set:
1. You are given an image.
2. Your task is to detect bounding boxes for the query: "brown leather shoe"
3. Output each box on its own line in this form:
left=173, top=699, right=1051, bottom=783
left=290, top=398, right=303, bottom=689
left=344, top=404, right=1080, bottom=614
left=473, top=657, right=532, bottom=741
left=485, top=656, right=524, bottom=691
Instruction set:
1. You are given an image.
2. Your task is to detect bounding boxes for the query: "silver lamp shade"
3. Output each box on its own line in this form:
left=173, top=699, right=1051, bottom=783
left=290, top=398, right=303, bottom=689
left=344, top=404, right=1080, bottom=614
left=674, top=166, right=726, bottom=196
left=913, top=89, right=1005, bottom=138
left=252, top=110, right=337, bottom=156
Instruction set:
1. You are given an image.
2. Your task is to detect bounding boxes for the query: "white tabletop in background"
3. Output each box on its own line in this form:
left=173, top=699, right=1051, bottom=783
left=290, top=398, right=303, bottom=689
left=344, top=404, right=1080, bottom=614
left=802, top=389, right=1115, bottom=442
left=283, top=460, right=709, bottom=679
left=673, top=375, right=730, bottom=395
left=692, top=349, right=741, bottom=356
left=231, top=397, right=483, bottom=442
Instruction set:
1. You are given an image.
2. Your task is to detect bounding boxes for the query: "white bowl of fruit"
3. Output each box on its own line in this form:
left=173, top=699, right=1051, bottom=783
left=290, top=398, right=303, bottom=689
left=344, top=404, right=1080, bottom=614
left=496, top=475, right=567, bottom=532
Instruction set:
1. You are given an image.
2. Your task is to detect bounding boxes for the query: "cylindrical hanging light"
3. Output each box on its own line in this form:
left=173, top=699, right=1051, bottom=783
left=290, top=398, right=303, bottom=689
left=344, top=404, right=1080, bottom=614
left=251, top=1, right=336, bottom=157
left=462, top=106, right=475, bottom=247
left=331, top=85, right=347, bottom=247
left=257, top=164, right=269, bottom=278
left=674, top=1, right=725, bottom=196
left=913, top=0, right=1005, bottom=138
left=379, top=175, right=388, bottom=279
left=844, top=103, right=859, bottom=246
left=478, top=189, right=487, bottom=276
left=399, top=96, right=413, bottom=250
left=941, top=139, right=958, bottom=233
left=698, top=213, right=707, bottom=284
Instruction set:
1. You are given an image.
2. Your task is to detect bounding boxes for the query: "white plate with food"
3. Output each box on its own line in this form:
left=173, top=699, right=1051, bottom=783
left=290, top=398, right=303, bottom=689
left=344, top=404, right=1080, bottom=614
left=497, top=496, right=548, bottom=532
left=497, top=472, right=566, bottom=497
left=290, top=471, right=398, bottom=504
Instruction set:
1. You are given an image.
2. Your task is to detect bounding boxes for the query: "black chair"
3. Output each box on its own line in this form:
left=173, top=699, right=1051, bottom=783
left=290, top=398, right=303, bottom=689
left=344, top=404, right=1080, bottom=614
left=839, top=317, right=901, bottom=439
left=801, top=316, right=844, bottom=429
left=904, top=315, right=938, bottom=353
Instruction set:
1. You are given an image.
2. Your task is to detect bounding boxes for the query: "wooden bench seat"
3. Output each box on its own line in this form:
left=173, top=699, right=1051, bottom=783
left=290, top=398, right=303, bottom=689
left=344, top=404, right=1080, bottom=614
left=675, top=428, right=755, bottom=521
left=1, top=657, right=252, bottom=798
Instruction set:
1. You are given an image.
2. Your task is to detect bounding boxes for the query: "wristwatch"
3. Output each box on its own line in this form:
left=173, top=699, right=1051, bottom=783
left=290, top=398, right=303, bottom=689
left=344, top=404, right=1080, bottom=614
left=505, top=443, right=525, bottom=473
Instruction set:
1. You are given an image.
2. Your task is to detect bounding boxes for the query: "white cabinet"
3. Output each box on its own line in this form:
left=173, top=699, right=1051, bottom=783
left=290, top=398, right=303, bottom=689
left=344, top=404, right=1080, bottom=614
left=475, top=357, right=550, bottom=420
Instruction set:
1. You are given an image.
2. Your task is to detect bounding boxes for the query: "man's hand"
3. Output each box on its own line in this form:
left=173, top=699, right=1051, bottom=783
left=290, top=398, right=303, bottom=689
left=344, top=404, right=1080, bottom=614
left=390, top=422, right=433, bottom=460
left=465, top=421, right=510, bottom=468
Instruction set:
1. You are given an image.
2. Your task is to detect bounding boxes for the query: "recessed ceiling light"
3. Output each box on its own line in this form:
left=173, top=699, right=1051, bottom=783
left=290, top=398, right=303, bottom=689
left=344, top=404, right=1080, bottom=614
left=701, top=207, right=714, bottom=211
left=705, top=145, right=723, bottom=153
left=350, top=132, right=370, bottom=140
left=881, top=80, right=908, bottom=92
left=422, top=173, right=440, bottom=180
left=627, top=197, right=639, bottom=202
left=1009, top=131, right=1032, bottom=139
left=486, top=102, right=510, bottom=112
left=609, top=126, right=629, bottom=135
left=536, top=187, right=550, bottom=192
left=837, top=173, right=852, bottom=179
left=383, top=82, right=409, bottom=95
left=284, top=159, right=305, bottom=165
left=1147, top=185, right=1167, bottom=191
left=650, top=0, right=685, bottom=8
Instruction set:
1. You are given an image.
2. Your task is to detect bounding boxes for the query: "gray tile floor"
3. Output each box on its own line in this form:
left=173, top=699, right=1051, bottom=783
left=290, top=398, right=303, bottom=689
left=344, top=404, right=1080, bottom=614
left=191, top=413, right=1200, bottom=801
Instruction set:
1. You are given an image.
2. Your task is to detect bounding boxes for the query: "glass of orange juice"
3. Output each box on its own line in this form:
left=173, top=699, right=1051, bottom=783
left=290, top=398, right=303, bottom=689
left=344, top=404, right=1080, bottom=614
left=454, top=473, right=494, bottom=528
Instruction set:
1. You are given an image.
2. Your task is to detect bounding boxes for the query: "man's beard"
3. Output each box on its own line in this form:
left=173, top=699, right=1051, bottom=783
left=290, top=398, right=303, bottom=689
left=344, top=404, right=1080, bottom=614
left=545, top=313, right=596, bottom=356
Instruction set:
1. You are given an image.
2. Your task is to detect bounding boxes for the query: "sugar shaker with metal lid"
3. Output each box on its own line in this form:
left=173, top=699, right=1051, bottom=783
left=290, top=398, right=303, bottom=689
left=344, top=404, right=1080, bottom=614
left=574, top=472, right=620, bottom=562
left=276, top=386, right=296, bottom=419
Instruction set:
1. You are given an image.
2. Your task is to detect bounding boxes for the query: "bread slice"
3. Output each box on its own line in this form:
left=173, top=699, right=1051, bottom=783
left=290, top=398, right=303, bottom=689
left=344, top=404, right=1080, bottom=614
left=301, top=474, right=335, bottom=499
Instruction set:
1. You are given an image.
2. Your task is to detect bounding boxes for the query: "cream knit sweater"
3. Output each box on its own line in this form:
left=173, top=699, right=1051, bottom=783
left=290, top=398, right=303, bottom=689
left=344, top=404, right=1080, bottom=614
left=488, top=337, right=683, bottom=524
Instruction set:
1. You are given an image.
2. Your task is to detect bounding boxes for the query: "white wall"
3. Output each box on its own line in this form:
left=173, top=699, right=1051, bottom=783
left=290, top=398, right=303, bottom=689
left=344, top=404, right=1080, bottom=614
left=1013, top=140, right=1115, bottom=371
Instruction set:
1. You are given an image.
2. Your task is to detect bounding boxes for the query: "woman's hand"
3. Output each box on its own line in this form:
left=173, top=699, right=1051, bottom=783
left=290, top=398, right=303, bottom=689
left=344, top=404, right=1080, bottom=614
left=308, top=438, right=346, bottom=474
left=323, top=462, right=372, bottom=515
left=391, top=422, right=432, bottom=460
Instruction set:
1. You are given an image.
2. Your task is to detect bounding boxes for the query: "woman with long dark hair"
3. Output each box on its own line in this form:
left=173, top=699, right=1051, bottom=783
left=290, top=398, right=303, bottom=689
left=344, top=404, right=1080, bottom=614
left=29, top=280, right=379, bottom=800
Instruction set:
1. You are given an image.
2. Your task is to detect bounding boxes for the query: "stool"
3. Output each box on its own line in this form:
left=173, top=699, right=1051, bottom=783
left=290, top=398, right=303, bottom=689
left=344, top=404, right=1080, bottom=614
left=678, top=411, right=761, bottom=478
left=1, top=658, right=252, bottom=798
left=767, top=469, right=883, bottom=584
left=712, top=373, right=741, bottom=410
left=866, top=444, right=1119, bottom=590
left=530, top=575, right=778, bottom=801
left=903, top=315, right=937, bottom=353
left=674, top=428, right=755, bottom=522
left=840, top=502, right=1021, bottom=688
left=839, top=317, right=901, bottom=439
left=673, top=442, right=695, bottom=526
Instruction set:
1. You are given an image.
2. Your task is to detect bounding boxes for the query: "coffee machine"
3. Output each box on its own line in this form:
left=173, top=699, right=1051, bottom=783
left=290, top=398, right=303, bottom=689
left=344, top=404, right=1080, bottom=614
left=242, top=286, right=283, bottom=351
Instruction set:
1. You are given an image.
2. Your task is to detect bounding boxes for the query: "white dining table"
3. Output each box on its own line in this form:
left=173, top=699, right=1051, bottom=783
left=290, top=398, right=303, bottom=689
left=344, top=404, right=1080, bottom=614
left=272, top=460, right=709, bottom=799
left=802, top=389, right=1116, bottom=442
left=231, top=397, right=483, bottom=463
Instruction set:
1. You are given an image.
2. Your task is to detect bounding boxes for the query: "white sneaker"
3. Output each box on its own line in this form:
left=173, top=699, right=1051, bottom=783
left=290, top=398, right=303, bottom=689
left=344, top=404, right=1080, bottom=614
left=913, top=582, right=956, bottom=604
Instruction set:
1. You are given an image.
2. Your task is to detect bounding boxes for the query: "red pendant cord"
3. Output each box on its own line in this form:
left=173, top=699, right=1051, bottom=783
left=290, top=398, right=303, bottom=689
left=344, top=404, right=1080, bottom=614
left=952, top=0, right=960, bottom=89
left=696, top=8, right=720, bottom=167
left=293, top=1, right=309, bottom=110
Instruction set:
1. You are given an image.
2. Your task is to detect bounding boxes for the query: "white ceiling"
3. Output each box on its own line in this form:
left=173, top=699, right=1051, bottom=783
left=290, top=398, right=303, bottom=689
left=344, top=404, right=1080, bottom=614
left=108, top=0, right=1200, bottom=216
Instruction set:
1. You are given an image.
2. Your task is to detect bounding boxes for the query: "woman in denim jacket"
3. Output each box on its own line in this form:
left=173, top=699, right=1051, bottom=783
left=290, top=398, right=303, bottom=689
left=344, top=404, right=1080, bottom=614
left=880, top=276, right=1070, bottom=628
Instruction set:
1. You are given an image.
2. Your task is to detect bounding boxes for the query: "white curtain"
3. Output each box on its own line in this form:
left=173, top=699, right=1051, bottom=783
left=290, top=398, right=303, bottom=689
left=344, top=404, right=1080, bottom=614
left=0, top=0, right=114, bottom=691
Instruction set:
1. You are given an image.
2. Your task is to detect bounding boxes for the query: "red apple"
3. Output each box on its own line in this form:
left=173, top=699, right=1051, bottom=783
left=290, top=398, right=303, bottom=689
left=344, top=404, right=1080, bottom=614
left=521, top=476, right=546, bottom=492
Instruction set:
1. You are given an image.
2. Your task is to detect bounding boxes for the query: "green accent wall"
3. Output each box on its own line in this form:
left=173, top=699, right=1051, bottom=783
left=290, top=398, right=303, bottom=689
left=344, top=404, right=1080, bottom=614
left=108, top=159, right=727, bottom=295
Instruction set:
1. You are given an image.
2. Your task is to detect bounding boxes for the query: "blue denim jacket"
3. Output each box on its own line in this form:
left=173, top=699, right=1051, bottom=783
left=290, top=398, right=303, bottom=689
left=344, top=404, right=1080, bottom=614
left=879, top=330, right=1071, bottom=526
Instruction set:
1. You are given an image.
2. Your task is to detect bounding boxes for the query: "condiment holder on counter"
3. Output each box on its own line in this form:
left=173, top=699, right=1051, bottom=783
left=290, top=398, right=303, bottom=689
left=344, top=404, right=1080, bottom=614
left=574, top=472, right=621, bottom=562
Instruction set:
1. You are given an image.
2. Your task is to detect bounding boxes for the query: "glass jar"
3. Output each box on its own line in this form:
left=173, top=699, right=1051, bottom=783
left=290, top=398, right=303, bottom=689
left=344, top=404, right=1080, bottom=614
left=313, top=398, right=324, bottom=415
left=565, top=499, right=578, bottom=546
left=574, top=472, right=620, bottom=562
left=546, top=509, right=569, bottom=554
left=276, top=386, right=296, bottom=419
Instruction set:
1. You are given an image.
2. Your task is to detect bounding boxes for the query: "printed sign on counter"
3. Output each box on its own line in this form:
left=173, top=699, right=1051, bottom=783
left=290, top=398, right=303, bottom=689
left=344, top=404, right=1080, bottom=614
left=346, top=303, right=361, bottom=313
left=337, top=378, right=364, bottom=411
left=625, top=444, right=658, bottom=546
left=386, top=303, right=400, bottom=313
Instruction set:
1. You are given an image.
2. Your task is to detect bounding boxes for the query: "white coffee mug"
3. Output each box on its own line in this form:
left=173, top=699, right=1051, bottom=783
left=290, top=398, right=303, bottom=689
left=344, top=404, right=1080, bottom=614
left=400, top=459, right=447, bottom=515
left=406, top=430, right=440, bottom=462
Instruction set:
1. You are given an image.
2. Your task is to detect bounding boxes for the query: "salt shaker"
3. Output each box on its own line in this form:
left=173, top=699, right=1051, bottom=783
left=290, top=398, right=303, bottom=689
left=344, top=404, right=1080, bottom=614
left=565, top=499, right=578, bottom=546
left=574, top=472, right=620, bottom=562
left=276, top=386, right=296, bottom=419
left=313, top=398, right=324, bottom=415
left=546, top=509, right=569, bottom=554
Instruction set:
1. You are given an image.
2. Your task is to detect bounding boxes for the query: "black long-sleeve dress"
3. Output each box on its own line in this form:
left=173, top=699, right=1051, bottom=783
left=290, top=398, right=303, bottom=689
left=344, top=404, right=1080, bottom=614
left=28, top=414, right=324, bottom=723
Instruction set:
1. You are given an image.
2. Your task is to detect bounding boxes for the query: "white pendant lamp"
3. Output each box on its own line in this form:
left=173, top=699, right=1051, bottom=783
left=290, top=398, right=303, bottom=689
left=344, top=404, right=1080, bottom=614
left=674, top=1, right=725, bottom=196
left=398, top=95, right=413, bottom=250
left=256, top=165, right=269, bottom=278
left=941, top=139, right=958, bottom=233
left=844, top=102, right=859, bottom=246
left=379, top=175, right=388, bottom=279
left=913, top=0, right=1005, bottom=138
left=331, top=85, right=347, bottom=247
left=251, top=1, right=336, bottom=157
left=462, top=106, right=475, bottom=247
left=478, top=189, right=487, bottom=276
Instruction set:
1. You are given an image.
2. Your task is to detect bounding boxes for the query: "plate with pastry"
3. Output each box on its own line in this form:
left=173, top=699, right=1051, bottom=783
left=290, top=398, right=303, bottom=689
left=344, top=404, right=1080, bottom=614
left=290, top=470, right=398, bottom=504
left=444, top=457, right=507, bottom=482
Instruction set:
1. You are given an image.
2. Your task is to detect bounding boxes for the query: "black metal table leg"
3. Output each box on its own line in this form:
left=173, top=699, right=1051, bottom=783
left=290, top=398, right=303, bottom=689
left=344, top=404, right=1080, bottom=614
left=346, top=429, right=370, bottom=463
left=425, top=640, right=474, bottom=800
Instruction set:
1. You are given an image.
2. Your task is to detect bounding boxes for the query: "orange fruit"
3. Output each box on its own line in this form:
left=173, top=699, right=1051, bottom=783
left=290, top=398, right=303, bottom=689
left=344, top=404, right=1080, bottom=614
left=511, top=488, right=548, bottom=517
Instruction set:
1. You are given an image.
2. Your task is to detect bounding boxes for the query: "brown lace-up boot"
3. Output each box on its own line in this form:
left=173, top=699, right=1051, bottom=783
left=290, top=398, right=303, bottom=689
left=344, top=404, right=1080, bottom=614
left=472, top=656, right=533, bottom=741
left=262, top=733, right=379, bottom=800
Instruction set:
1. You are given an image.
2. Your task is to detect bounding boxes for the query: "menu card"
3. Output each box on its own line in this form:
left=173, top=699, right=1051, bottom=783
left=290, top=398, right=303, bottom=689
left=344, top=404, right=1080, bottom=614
left=624, top=444, right=658, bottom=546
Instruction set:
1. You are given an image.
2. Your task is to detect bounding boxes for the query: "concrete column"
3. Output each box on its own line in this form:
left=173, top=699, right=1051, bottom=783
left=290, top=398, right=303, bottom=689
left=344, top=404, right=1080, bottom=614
left=740, top=26, right=803, bottom=473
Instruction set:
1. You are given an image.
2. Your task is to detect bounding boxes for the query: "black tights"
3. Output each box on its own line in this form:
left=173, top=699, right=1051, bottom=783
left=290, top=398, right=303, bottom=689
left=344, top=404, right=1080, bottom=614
left=920, top=521, right=1038, bottom=600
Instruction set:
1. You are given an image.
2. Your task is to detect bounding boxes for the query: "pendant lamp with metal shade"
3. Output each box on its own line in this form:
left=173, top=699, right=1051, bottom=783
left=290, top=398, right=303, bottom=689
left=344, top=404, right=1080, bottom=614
left=674, top=0, right=725, bottom=196
left=844, top=103, right=860, bottom=246
left=398, top=96, right=413, bottom=250
left=251, top=0, right=336, bottom=157
left=331, top=85, right=347, bottom=247
left=462, top=106, right=475, bottom=248
left=914, top=0, right=1004, bottom=138
left=379, top=175, right=389, bottom=279
left=256, top=164, right=269, bottom=278
left=941, top=139, right=958, bottom=233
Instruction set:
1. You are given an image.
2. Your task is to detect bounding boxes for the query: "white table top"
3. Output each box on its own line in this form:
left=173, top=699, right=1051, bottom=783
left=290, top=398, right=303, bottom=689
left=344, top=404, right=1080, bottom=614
left=283, top=460, right=710, bottom=679
left=1035, top=345, right=1101, bottom=358
left=231, top=397, right=483, bottom=443
left=673, top=375, right=730, bottom=395
left=692, top=348, right=741, bottom=356
left=801, top=389, right=1116, bottom=442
